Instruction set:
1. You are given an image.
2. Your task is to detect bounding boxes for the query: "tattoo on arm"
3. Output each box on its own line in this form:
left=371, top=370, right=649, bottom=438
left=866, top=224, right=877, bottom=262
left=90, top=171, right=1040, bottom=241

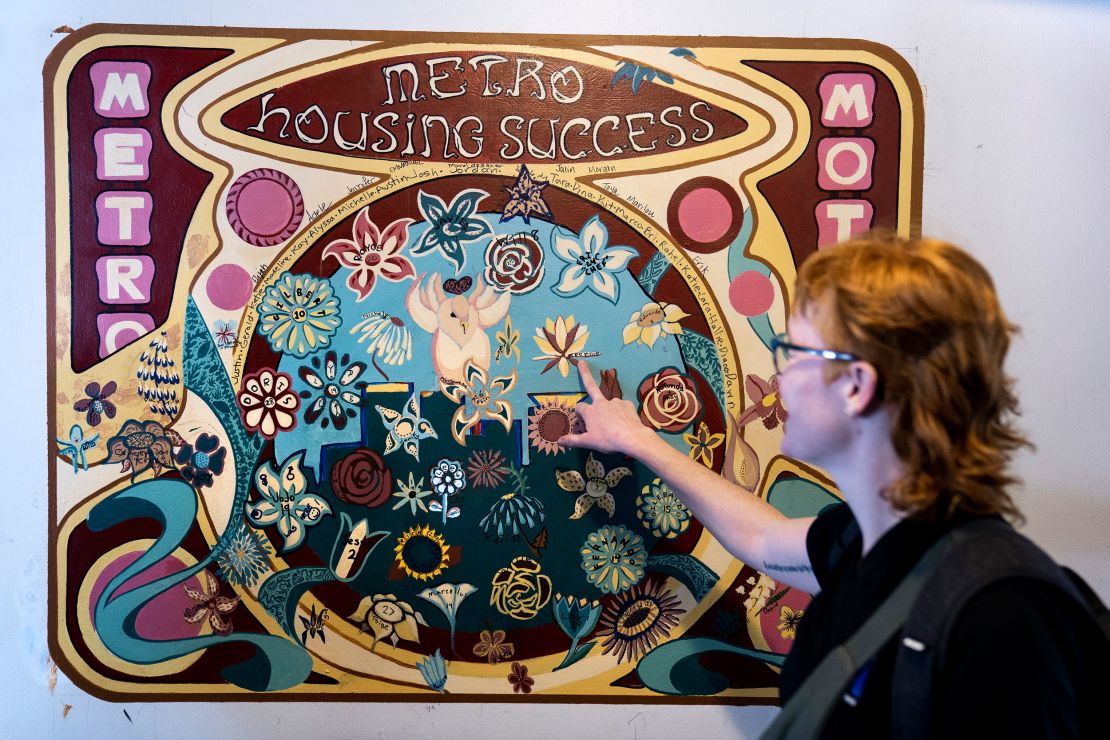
left=762, top=561, right=813, bottom=574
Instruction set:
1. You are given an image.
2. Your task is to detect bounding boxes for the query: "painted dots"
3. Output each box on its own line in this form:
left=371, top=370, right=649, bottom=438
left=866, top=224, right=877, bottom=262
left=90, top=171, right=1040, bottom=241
left=206, top=263, right=254, bottom=311
left=225, top=168, right=305, bottom=246
left=666, top=177, right=744, bottom=254
left=729, top=271, right=775, bottom=317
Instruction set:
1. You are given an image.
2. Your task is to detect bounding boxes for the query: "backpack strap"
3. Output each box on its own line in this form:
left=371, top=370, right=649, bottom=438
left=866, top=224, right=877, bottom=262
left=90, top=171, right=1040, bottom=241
left=890, top=518, right=1088, bottom=740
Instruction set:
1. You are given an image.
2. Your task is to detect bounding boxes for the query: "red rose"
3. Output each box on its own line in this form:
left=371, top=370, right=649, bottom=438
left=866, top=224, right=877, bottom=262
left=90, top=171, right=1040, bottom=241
left=330, top=448, right=392, bottom=507
left=637, top=367, right=701, bottom=433
left=484, top=232, right=545, bottom=294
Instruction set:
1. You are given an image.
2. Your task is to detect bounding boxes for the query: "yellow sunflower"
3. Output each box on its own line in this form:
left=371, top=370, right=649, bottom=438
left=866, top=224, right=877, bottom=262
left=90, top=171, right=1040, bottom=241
left=394, top=524, right=451, bottom=581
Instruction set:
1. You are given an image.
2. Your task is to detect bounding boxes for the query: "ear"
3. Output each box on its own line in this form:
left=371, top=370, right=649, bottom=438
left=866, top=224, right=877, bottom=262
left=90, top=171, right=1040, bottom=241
left=843, top=361, right=881, bottom=416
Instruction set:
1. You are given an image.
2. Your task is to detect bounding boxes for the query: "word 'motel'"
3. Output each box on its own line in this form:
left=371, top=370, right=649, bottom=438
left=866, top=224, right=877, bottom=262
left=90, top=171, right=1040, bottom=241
left=815, top=72, right=878, bottom=248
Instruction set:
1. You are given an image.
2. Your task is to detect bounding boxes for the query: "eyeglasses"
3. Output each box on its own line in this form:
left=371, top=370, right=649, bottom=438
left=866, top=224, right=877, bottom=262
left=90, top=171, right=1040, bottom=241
left=770, top=332, right=860, bottom=375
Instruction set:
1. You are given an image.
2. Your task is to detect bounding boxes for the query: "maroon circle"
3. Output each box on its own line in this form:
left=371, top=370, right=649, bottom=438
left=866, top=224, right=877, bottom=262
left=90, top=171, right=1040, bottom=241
left=666, top=176, right=744, bottom=254
left=226, top=168, right=305, bottom=247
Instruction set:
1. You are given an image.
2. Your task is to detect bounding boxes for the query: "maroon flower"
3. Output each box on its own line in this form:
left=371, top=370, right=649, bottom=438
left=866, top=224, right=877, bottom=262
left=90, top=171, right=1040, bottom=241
left=73, top=381, right=117, bottom=426
left=330, top=448, right=392, bottom=507
left=484, top=232, right=545, bottom=294
left=467, top=449, right=508, bottom=488
left=736, top=374, right=787, bottom=430
left=637, top=367, right=701, bottom=433
left=507, top=661, right=534, bottom=694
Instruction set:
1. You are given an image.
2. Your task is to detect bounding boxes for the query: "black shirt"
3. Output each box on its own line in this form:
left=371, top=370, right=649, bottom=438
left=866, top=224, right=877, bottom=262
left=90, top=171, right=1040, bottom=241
left=778, top=503, right=1102, bottom=739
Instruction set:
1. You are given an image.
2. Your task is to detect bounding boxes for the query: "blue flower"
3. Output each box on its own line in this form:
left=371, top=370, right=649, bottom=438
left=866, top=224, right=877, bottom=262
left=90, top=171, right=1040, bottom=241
left=217, top=526, right=271, bottom=588
left=551, top=215, right=637, bottom=304
left=412, top=189, right=493, bottom=274
left=416, top=649, right=448, bottom=693
left=257, top=273, right=342, bottom=358
left=580, top=525, right=647, bottom=594
left=56, top=424, right=98, bottom=473
left=612, top=61, right=675, bottom=94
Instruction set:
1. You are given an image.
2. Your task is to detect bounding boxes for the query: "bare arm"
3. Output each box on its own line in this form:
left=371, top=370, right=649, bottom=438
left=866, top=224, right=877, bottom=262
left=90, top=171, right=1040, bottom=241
left=560, top=361, right=820, bottom=593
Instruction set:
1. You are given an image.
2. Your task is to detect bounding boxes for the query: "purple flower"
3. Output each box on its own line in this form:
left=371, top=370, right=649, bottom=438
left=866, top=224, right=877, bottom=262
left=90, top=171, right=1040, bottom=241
left=175, top=433, right=227, bottom=489
left=73, top=381, right=117, bottom=426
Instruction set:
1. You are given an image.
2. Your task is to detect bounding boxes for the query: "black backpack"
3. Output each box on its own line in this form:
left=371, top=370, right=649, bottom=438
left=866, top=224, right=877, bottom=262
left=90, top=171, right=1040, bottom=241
left=762, top=518, right=1110, bottom=739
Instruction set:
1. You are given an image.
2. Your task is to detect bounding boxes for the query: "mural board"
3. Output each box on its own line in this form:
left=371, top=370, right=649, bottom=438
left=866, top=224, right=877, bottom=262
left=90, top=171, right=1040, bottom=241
left=46, top=25, right=922, bottom=701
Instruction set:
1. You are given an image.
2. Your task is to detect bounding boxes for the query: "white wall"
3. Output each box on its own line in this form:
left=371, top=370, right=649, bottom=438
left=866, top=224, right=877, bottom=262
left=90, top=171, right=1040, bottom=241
left=5, top=1, right=1109, bottom=737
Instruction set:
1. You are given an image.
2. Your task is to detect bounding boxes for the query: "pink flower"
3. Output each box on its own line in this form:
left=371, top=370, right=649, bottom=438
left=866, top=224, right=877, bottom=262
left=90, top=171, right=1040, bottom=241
left=736, top=374, right=787, bottom=430
left=237, top=368, right=299, bottom=439
left=323, top=207, right=415, bottom=301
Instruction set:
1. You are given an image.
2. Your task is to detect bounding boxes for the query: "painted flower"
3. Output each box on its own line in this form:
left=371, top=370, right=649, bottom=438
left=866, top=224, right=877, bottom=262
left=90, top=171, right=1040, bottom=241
left=257, top=272, right=342, bottom=358
left=495, top=316, right=520, bottom=364
left=637, top=366, right=701, bottom=433
left=440, top=362, right=517, bottom=445
left=412, top=188, right=493, bottom=274
left=136, top=332, right=180, bottom=417
left=508, top=662, right=534, bottom=694
left=556, top=453, right=632, bottom=520
left=212, top=319, right=237, bottom=350
left=392, top=472, right=433, bottom=515
left=531, top=315, right=589, bottom=377
left=596, top=579, right=684, bottom=663
left=299, top=350, right=367, bottom=430
left=623, top=301, right=690, bottom=348
left=484, top=231, right=545, bottom=294
left=376, top=393, right=437, bottom=459
left=430, top=458, right=466, bottom=497
left=580, top=525, right=647, bottom=594
left=612, top=60, right=675, bottom=94
left=175, top=433, right=227, bottom=489
left=350, top=312, right=413, bottom=374
left=245, top=453, right=332, bottom=553
left=551, top=215, right=636, bottom=304
left=491, top=556, right=553, bottom=620
left=500, top=165, right=553, bottom=224
left=323, top=208, right=416, bottom=301
left=216, top=526, right=271, bottom=588
left=777, top=605, right=805, bottom=640
left=73, top=381, right=117, bottom=426
left=183, top=570, right=240, bottom=636
left=736, top=373, right=787, bottom=430
left=105, top=419, right=185, bottom=480
left=56, top=424, right=98, bottom=473
left=473, top=629, right=515, bottom=664
left=418, top=582, right=477, bottom=657
left=479, top=466, right=547, bottom=543
left=417, top=649, right=448, bottom=692
left=684, top=421, right=725, bottom=468
left=330, top=447, right=392, bottom=508
left=636, top=478, right=691, bottom=539
left=237, top=368, right=300, bottom=439
left=393, top=524, right=452, bottom=581
left=552, top=593, right=603, bottom=671
left=348, top=593, right=425, bottom=648
left=300, top=603, right=328, bottom=644
left=467, top=449, right=508, bottom=489
left=527, top=397, right=579, bottom=455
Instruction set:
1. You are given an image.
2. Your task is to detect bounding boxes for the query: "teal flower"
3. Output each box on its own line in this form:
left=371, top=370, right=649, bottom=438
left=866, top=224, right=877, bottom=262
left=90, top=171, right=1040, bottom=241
left=412, top=189, right=493, bottom=274
left=376, top=392, right=437, bottom=459
left=217, top=526, right=271, bottom=588
left=580, top=525, right=647, bottom=594
left=551, top=215, right=636, bottom=305
left=417, top=649, right=448, bottom=693
left=478, top=466, right=546, bottom=543
left=245, top=452, right=332, bottom=552
left=612, top=61, right=675, bottom=94
left=257, top=272, right=342, bottom=358
left=418, top=582, right=477, bottom=657
left=552, top=593, right=603, bottom=671
left=636, top=478, right=691, bottom=539
left=56, top=424, right=98, bottom=473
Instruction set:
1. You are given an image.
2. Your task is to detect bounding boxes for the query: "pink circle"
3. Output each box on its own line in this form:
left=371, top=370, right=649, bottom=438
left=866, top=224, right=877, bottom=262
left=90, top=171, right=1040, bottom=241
left=226, top=169, right=304, bottom=247
left=729, top=271, right=775, bottom=317
left=206, top=263, right=254, bottom=311
left=677, top=188, right=734, bottom=244
left=88, top=551, right=205, bottom=641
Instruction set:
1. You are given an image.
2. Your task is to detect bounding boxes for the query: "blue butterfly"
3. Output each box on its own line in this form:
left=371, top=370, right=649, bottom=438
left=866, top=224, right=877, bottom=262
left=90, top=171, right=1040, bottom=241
left=56, top=424, right=99, bottom=473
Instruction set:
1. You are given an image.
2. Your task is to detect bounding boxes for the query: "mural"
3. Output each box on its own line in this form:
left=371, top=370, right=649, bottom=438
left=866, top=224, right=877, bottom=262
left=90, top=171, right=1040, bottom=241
left=46, top=26, right=922, bottom=701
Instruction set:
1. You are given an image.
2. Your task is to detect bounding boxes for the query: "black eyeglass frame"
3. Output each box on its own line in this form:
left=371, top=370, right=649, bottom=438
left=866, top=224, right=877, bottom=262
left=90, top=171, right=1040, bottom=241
left=769, top=332, right=861, bottom=374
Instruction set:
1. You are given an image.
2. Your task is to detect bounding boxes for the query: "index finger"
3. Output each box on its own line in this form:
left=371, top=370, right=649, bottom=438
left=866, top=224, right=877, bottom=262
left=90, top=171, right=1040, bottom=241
left=575, top=360, right=603, bottom=402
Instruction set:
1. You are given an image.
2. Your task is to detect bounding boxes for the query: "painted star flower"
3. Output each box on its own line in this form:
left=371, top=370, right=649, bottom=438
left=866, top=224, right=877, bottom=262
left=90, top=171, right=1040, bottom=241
left=527, top=397, right=579, bottom=455
left=467, top=449, right=508, bottom=489
left=556, top=453, right=632, bottom=520
left=298, top=351, right=367, bottom=431
left=532, top=315, right=589, bottom=377
left=105, top=419, right=185, bottom=481
left=580, top=525, right=647, bottom=594
left=212, top=319, right=237, bottom=350
left=175, top=433, right=227, bottom=490
left=183, top=570, right=241, bottom=636
left=323, top=208, right=416, bottom=301
left=73, top=380, right=117, bottom=426
left=636, top=478, right=691, bottom=539
left=473, top=629, right=515, bottom=664
left=736, top=373, right=787, bottom=430
left=623, top=301, right=690, bottom=348
left=350, top=312, right=413, bottom=376
left=348, top=593, right=426, bottom=648
left=500, top=165, right=553, bottom=224
left=440, top=361, right=517, bottom=445
left=376, top=393, right=437, bottom=459
left=237, top=368, right=300, bottom=439
left=778, top=605, right=805, bottom=640
left=684, top=421, right=725, bottom=468
left=257, top=272, right=342, bottom=358
left=611, top=60, right=675, bottom=94
left=245, top=452, right=332, bottom=553
left=216, top=526, right=271, bottom=588
left=551, top=215, right=636, bottom=304
left=596, top=579, right=684, bottom=663
left=392, top=472, right=433, bottom=515
left=412, top=188, right=493, bottom=274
